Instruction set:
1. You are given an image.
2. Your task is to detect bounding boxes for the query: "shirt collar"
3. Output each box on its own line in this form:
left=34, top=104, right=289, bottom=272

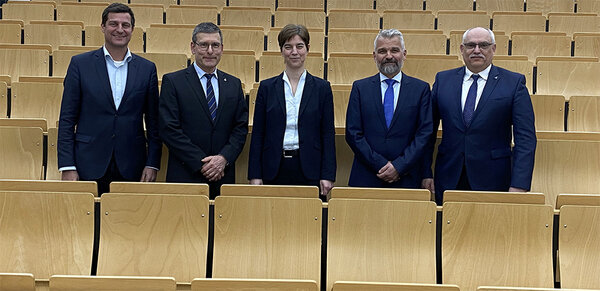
left=464, top=64, right=491, bottom=81
left=379, top=71, right=402, bottom=84
left=193, top=62, right=218, bottom=79
left=102, top=46, right=132, bottom=64
left=283, top=70, right=307, bottom=84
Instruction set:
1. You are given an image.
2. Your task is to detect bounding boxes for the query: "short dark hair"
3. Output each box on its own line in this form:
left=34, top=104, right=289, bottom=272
left=277, top=24, right=310, bottom=50
left=192, top=22, right=223, bottom=44
left=102, top=3, right=135, bottom=27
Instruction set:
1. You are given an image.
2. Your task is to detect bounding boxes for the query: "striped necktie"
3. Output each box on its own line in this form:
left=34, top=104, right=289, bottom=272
left=205, top=73, right=217, bottom=121
left=463, top=74, right=479, bottom=127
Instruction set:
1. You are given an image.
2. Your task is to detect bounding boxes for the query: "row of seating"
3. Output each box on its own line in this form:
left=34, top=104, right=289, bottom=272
left=5, top=0, right=599, bottom=15
left=3, top=1, right=600, bottom=35
left=0, top=184, right=598, bottom=291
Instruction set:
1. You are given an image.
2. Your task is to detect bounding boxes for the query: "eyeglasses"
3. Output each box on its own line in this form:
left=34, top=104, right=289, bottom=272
left=194, top=41, right=222, bottom=50
left=463, top=42, right=494, bottom=50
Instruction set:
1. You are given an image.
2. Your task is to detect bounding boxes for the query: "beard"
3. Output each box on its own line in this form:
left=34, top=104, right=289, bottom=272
left=378, top=60, right=401, bottom=76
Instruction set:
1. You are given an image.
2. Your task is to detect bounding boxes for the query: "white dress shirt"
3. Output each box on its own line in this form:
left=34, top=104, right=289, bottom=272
left=193, top=62, right=220, bottom=106
left=282, top=70, right=307, bottom=150
left=103, top=46, right=132, bottom=110
left=461, top=64, right=491, bottom=111
left=379, top=71, right=403, bottom=110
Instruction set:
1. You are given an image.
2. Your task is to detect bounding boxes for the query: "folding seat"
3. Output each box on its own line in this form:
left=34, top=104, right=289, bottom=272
left=277, top=0, right=323, bottom=10
left=376, top=0, right=423, bottom=13
left=220, top=184, right=319, bottom=198
left=0, top=126, right=44, bottom=179
left=576, top=0, right=600, bottom=13
left=548, top=13, right=600, bottom=37
left=274, top=8, right=325, bottom=30
left=475, top=0, right=523, bottom=15
left=219, top=50, right=257, bottom=93
left=165, top=5, right=218, bottom=25
left=333, top=282, right=460, bottom=291
left=1, top=1, right=54, bottom=23
left=52, top=46, right=98, bottom=77
left=0, top=273, right=35, bottom=291
left=491, top=12, right=546, bottom=35
left=179, top=0, right=225, bottom=11
left=437, top=11, right=490, bottom=37
left=327, top=0, right=374, bottom=12
left=24, top=21, right=83, bottom=50
left=574, top=33, right=600, bottom=58
left=425, top=0, right=473, bottom=15
left=511, top=32, right=572, bottom=63
left=228, top=0, right=275, bottom=12
left=85, top=25, right=144, bottom=52
left=137, top=52, right=188, bottom=80
left=567, top=96, right=600, bottom=132
left=130, top=0, right=176, bottom=9
left=128, top=4, right=164, bottom=31
left=0, top=20, right=23, bottom=45
left=328, top=9, right=380, bottom=30
left=57, top=3, right=108, bottom=27
left=0, top=44, right=51, bottom=79
left=49, top=276, right=176, bottom=291
left=191, top=279, right=318, bottom=291
left=382, top=10, right=435, bottom=30
left=327, top=53, right=378, bottom=85
left=258, top=51, right=324, bottom=80
left=536, top=57, right=600, bottom=100
left=526, top=0, right=575, bottom=15
left=10, top=80, right=64, bottom=129
left=530, top=95, right=566, bottom=131
left=220, top=7, right=272, bottom=31
left=109, top=181, right=209, bottom=196
left=266, top=27, right=325, bottom=55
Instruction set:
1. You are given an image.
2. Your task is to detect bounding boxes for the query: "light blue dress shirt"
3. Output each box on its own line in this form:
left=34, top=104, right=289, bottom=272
left=379, top=71, right=403, bottom=111
left=193, top=62, right=220, bottom=106
left=103, top=46, right=132, bottom=110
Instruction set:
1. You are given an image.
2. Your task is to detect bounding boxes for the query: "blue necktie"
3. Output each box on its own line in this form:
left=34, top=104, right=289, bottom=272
left=205, top=73, right=217, bottom=121
left=383, top=78, right=397, bottom=128
left=463, top=74, right=479, bottom=127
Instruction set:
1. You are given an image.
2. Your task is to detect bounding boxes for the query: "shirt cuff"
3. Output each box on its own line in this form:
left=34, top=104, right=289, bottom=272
left=59, top=166, right=77, bottom=172
left=145, top=166, right=159, bottom=171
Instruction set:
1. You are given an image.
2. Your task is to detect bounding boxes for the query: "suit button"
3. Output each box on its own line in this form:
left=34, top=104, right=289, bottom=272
left=112, top=134, right=116, bottom=139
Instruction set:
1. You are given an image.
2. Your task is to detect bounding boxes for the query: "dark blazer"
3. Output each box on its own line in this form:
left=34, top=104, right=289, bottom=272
left=159, top=65, right=248, bottom=185
left=345, top=73, right=433, bottom=188
left=58, top=48, right=161, bottom=180
left=423, top=65, right=536, bottom=203
left=248, top=72, right=336, bottom=181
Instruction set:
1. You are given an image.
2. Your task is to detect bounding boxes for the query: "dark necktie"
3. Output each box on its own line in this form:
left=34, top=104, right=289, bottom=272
left=383, top=78, right=397, bottom=128
left=463, top=74, right=479, bottom=127
left=205, top=73, right=217, bottom=121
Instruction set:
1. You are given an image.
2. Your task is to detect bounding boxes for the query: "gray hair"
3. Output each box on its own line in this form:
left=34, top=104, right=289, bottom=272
left=192, top=22, right=223, bottom=44
left=462, top=27, right=495, bottom=44
left=373, top=29, right=405, bottom=51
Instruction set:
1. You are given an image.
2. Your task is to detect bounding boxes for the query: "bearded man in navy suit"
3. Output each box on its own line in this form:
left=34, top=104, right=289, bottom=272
left=345, top=29, right=433, bottom=188
left=58, top=3, right=161, bottom=194
left=422, top=27, right=536, bottom=204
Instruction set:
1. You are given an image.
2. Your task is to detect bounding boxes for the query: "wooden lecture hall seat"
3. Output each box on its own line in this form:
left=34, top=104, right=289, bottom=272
left=403, top=31, right=447, bottom=55
left=557, top=193, right=600, bottom=289
left=57, top=3, right=109, bottom=27
left=228, top=0, right=275, bottom=12
left=137, top=52, right=189, bottom=80
left=191, top=278, right=318, bottom=291
left=0, top=191, right=95, bottom=279
left=24, top=21, right=83, bottom=50
left=449, top=31, right=509, bottom=56
left=10, top=80, right=63, bottom=128
left=219, top=50, right=256, bottom=93
left=548, top=13, right=600, bottom=37
left=130, top=0, right=175, bottom=9
left=376, top=0, right=424, bottom=13
left=146, top=24, right=195, bottom=57
left=109, top=181, right=209, bottom=196
left=0, top=44, right=50, bottom=80
left=327, top=0, right=373, bottom=12
left=526, top=0, right=575, bottom=15
left=382, top=11, right=435, bottom=30
left=536, top=57, right=600, bottom=101
left=442, top=192, right=554, bottom=291
left=511, top=32, right=572, bottom=63
left=267, top=27, right=325, bottom=54
left=478, top=287, right=598, bottom=291
left=0, top=20, right=24, bottom=45
left=179, top=0, right=225, bottom=10
left=327, top=28, right=379, bottom=57
left=475, top=0, right=523, bottom=15
left=577, top=0, right=600, bottom=13
left=0, top=273, right=35, bottom=291
left=327, top=9, right=380, bottom=30
left=425, top=0, right=473, bottom=15
left=85, top=25, right=144, bottom=52
left=165, top=5, right=218, bottom=25
left=436, top=11, right=490, bottom=37
left=327, top=188, right=436, bottom=291
left=530, top=95, right=566, bottom=131
left=127, top=4, right=163, bottom=31
left=97, top=193, right=209, bottom=283
left=277, top=0, right=322, bottom=10
left=1, top=1, right=54, bottom=23
left=491, top=12, right=547, bottom=35
left=574, top=33, right=600, bottom=58
left=333, top=282, right=461, bottom=291
left=0, top=179, right=97, bottom=196
left=220, top=7, right=271, bottom=31
left=327, top=53, right=378, bottom=85
left=491, top=56, right=533, bottom=93
left=0, top=126, right=44, bottom=180
left=220, top=26, right=265, bottom=57
left=49, top=275, right=176, bottom=291
left=274, top=8, right=326, bottom=30
left=402, top=55, right=463, bottom=87
left=52, top=46, right=97, bottom=77
left=567, top=95, right=600, bottom=132
left=220, top=184, right=319, bottom=198
left=212, top=196, right=322, bottom=284
left=0, top=80, right=7, bottom=117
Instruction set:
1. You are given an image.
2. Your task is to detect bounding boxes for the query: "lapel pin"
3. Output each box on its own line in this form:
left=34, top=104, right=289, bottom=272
left=224, top=78, right=227, bottom=82
left=494, top=76, right=498, bottom=79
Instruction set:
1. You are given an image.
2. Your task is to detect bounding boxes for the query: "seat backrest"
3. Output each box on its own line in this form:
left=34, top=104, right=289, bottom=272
left=0, top=21, right=23, bottom=44
left=548, top=13, right=600, bottom=37
left=532, top=132, right=600, bottom=207
left=258, top=51, right=324, bottom=80
left=57, top=3, right=108, bottom=27
left=443, top=191, right=546, bottom=204
left=402, top=54, right=463, bottom=86
left=85, top=26, right=143, bottom=52
left=52, top=46, right=99, bottom=77
left=0, top=191, right=95, bottom=279
left=574, top=33, right=600, bottom=58
left=0, top=126, right=44, bottom=179
left=220, top=7, right=272, bottom=30
left=146, top=24, right=195, bottom=57
left=403, top=32, right=447, bottom=55
left=491, top=55, right=533, bottom=93
left=137, top=52, right=188, bottom=80
left=128, top=4, right=164, bottom=31
left=109, top=182, right=209, bottom=196
left=530, top=94, right=566, bottom=131
left=277, top=0, right=323, bottom=9
left=556, top=193, right=600, bottom=209
left=491, top=12, right=546, bottom=35
left=191, top=278, right=318, bottom=291
left=0, top=46, right=50, bottom=79
left=2, top=2, right=54, bottom=23
left=220, top=26, right=265, bottom=57
left=559, top=204, right=600, bottom=289
left=0, top=273, right=35, bottom=291
left=333, top=282, right=460, bottom=291
left=130, top=0, right=176, bottom=9
left=477, top=287, right=594, bottom=291
left=212, top=196, right=322, bottom=284
left=526, top=0, right=575, bottom=15
left=330, top=187, right=431, bottom=200
left=179, top=0, right=225, bottom=10
left=437, top=11, right=490, bottom=37
left=165, top=5, right=218, bottom=25
left=568, top=95, right=600, bottom=132
left=327, top=0, right=373, bottom=11
left=274, top=8, right=325, bottom=30
left=97, top=193, right=210, bottom=283
left=442, top=202, right=554, bottom=291
left=332, top=89, right=350, bottom=128
left=475, top=0, right=523, bottom=15
left=220, top=184, right=319, bottom=198
left=576, top=0, right=600, bottom=13
left=229, top=0, right=275, bottom=12
left=0, top=117, right=47, bottom=131
left=382, top=10, right=435, bottom=30
left=327, top=53, right=378, bottom=85
left=328, top=9, right=380, bottom=30
left=49, top=275, right=176, bottom=291
left=219, top=50, right=257, bottom=93
left=24, top=21, right=83, bottom=50
left=0, top=81, right=7, bottom=118
left=425, top=0, right=473, bottom=15
left=10, top=81, right=63, bottom=127
left=0, top=179, right=97, bottom=195
left=327, top=28, right=379, bottom=57
left=327, top=198, right=437, bottom=291
left=377, top=0, right=424, bottom=13
left=511, top=32, right=571, bottom=63
left=536, top=58, right=600, bottom=100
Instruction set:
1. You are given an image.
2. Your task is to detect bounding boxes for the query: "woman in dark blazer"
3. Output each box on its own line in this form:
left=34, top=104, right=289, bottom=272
left=248, top=24, right=336, bottom=200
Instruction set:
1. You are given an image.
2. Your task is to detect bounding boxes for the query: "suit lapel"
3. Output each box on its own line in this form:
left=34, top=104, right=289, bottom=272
left=93, top=49, right=115, bottom=111
left=185, top=65, right=212, bottom=122
left=452, top=67, right=467, bottom=130
left=119, top=54, right=138, bottom=112
left=388, top=72, right=408, bottom=130
left=369, top=74, right=388, bottom=130
left=215, top=69, right=230, bottom=124
left=298, top=73, right=314, bottom=118
left=275, top=73, right=286, bottom=114
left=471, top=65, right=499, bottom=125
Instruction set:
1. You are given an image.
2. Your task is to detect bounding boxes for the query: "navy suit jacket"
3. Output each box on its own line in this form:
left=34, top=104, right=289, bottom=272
left=159, top=65, right=248, bottom=184
left=58, top=48, right=161, bottom=180
left=423, top=65, right=536, bottom=203
left=345, top=73, right=433, bottom=188
left=248, top=72, right=336, bottom=181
